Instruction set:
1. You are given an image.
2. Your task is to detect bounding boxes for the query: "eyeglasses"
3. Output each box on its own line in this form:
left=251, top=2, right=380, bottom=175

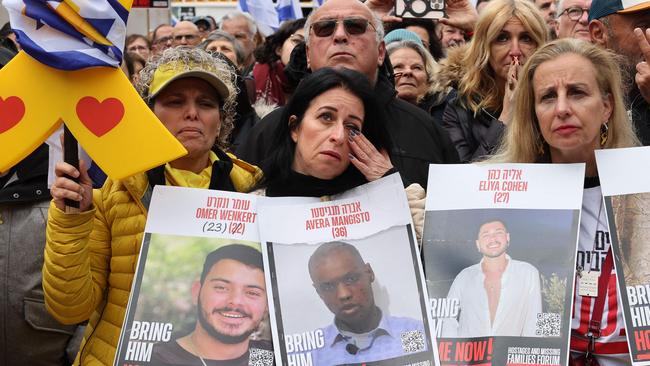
left=559, top=6, right=589, bottom=21
left=310, top=18, right=376, bottom=38
left=173, top=34, right=198, bottom=42
left=153, top=36, right=172, bottom=45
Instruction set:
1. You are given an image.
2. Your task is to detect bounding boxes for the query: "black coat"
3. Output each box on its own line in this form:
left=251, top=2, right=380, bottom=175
left=442, top=95, right=505, bottom=163
left=418, top=89, right=457, bottom=126
left=235, top=57, right=459, bottom=189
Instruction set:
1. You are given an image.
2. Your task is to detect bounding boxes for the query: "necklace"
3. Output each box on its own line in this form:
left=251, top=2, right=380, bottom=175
left=188, top=335, right=208, bottom=366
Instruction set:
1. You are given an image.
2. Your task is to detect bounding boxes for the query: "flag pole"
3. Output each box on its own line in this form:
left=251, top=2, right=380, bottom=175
left=63, top=125, right=81, bottom=213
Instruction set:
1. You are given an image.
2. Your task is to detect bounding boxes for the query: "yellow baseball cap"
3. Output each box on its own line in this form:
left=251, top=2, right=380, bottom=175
left=148, top=61, right=230, bottom=102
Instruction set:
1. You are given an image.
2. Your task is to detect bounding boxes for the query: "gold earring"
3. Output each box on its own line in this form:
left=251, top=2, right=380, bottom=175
left=600, top=122, right=609, bottom=146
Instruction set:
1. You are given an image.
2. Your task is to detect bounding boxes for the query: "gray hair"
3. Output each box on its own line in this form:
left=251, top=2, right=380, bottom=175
left=198, top=30, right=246, bottom=66
left=387, top=41, right=439, bottom=86
left=220, top=11, right=258, bottom=36
left=303, top=5, right=385, bottom=46
left=136, top=47, right=238, bottom=149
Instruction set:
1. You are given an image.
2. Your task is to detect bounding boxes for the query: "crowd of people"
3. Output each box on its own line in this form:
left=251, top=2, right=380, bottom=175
left=2, top=0, right=650, bottom=364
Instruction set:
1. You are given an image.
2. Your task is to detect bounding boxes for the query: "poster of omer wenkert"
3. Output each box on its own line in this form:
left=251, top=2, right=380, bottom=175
left=114, top=186, right=274, bottom=366
left=597, top=147, right=650, bottom=365
left=423, top=163, right=584, bottom=366
left=258, top=173, right=438, bottom=366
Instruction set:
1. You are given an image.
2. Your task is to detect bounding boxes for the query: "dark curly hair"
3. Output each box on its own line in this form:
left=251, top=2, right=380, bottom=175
left=254, top=18, right=306, bottom=64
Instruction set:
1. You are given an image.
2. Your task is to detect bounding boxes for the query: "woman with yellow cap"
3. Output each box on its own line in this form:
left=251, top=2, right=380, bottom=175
left=43, top=47, right=262, bottom=365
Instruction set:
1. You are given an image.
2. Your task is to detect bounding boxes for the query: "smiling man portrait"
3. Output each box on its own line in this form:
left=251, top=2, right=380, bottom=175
left=442, top=219, right=543, bottom=338
left=151, top=244, right=273, bottom=366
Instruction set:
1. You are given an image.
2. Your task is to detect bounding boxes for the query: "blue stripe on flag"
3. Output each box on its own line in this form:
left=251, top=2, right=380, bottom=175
left=85, top=17, right=116, bottom=38
left=13, top=29, right=117, bottom=69
left=277, top=0, right=302, bottom=22
left=238, top=0, right=249, bottom=12
left=106, top=0, right=129, bottom=24
left=24, top=0, right=85, bottom=42
left=5, top=0, right=126, bottom=69
left=277, top=5, right=295, bottom=21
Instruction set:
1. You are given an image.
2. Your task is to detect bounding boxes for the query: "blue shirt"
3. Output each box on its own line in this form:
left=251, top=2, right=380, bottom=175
left=305, top=314, right=427, bottom=365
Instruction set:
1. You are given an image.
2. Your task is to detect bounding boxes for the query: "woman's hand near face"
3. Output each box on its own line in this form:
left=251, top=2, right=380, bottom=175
left=51, top=160, right=93, bottom=212
left=348, top=130, right=394, bottom=181
left=499, top=57, right=521, bottom=124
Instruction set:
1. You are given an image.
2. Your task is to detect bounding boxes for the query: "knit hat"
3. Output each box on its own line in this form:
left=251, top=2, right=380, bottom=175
left=589, top=0, right=650, bottom=21
left=383, top=29, right=424, bottom=46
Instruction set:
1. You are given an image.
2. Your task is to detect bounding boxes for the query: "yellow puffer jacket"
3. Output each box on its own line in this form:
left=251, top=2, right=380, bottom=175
left=42, top=155, right=262, bottom=365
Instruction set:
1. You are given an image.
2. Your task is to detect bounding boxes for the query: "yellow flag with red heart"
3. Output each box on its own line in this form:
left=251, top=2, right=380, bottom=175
left=0, top=0, right=187, bottom=179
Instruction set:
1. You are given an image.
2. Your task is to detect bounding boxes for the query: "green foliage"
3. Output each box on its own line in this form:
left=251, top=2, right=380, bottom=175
left=541, top=273, right=566, bottom=315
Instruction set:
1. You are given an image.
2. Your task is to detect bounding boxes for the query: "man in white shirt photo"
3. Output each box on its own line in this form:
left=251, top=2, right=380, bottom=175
left=442, top=219, right=543, bottom=337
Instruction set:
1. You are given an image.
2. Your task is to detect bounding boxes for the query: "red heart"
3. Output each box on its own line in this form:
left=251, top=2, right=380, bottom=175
left=0, top=96, right=25, bottom=133
left=76, top=97, right=125, bottom=137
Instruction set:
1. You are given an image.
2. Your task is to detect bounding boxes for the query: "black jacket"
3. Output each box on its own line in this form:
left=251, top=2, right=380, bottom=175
left=418, top=89, right=457, bottom=126
left=235, top=53, right=459, bottom=189
left=442, top=95, right=505, bottom=163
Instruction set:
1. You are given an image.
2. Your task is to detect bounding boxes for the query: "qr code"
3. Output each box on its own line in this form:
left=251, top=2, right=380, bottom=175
left=401, top=330, right=425, bottom=353
left=535, top=312, right=561, bottom=337
left=249, top=348, right=274, bottom=366
left=408, top=362, right=431, bottom=366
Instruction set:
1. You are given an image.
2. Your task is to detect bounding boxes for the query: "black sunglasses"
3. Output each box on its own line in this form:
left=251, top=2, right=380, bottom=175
left=310, top=18, right=376, bottom=38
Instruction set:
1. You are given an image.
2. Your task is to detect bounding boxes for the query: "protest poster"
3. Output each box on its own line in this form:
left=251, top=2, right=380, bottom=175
left=597, top=147, right=650, bottom=365
left=258, top=173, right=439, bottom=366
left=114, top=186, right=274, bottom=366
left=423, top=163, right=584, bottom=366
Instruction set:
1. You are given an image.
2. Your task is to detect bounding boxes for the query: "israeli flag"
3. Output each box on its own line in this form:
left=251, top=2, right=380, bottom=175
left=3, top=0, right=127, bottom=70
left=313, top=0, right=325, bottom=7
left=238, top=0, right=279, bottom=36
left=277, top=0, right=303, bottom=22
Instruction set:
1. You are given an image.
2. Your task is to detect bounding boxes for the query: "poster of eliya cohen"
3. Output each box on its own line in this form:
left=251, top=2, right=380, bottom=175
left=114, top=186, right=274, bottom=366
left=597, top=147, right=650, bottom=365
left=257, top=173, right=439, bottom=366
left=423, top=163, right=584, bottom=366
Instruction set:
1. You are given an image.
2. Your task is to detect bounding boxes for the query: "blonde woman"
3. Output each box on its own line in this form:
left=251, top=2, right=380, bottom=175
left=488, top=38, right=638, bottom=365
left=442, top=0, right=549, bottom=162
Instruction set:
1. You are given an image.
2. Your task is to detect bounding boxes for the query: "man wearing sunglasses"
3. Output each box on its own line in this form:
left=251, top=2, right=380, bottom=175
left=172, top=21, right=201, bottom=47
left=555, top=0, right=592, bottom=40
left=236, top=0, right=460, bottom=189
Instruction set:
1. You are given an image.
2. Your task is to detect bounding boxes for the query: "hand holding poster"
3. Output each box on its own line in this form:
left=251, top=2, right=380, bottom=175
left=596, top=147, right=650, bottom=365
left=258, top=174, right=439, bottom=366
left=114, top=186, right=273, bottom=366
left=423, top=163, right=584, bottom=366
